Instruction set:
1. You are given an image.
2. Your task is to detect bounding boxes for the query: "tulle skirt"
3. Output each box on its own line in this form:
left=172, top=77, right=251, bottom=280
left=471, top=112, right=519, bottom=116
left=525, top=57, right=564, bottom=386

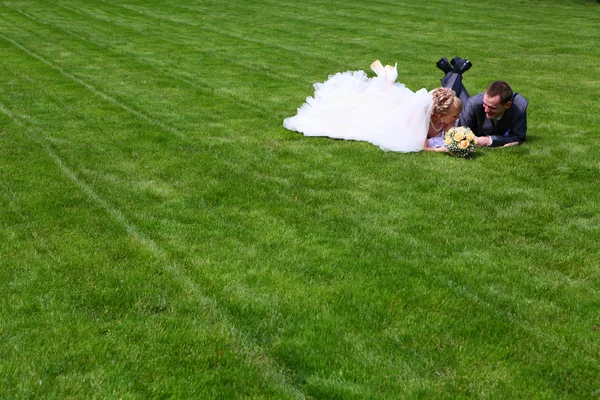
left=283, top=70, right=433, bottom=152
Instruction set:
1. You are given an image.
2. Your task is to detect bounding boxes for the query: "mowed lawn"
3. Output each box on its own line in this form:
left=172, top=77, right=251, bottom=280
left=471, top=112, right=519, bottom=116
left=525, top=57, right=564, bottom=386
left=1, top=0, right=599, bottom=398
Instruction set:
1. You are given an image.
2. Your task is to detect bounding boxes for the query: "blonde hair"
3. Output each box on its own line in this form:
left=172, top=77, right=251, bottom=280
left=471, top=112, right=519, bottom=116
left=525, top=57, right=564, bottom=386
left=431, top=87, right=462, bottom=116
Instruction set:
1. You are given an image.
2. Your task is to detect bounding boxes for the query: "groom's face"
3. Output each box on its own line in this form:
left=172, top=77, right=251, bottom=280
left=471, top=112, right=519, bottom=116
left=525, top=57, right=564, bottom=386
left=483, top=94, right=511, bottom=119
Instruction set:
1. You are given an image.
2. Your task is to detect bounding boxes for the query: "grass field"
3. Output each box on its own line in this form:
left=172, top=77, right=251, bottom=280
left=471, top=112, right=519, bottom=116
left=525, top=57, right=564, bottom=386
left=1, top=0, right=599, bottom=398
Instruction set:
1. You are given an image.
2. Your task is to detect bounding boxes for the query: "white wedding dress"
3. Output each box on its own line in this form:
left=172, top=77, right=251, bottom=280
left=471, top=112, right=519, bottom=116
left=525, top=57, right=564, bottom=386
left=283, top=61, right=434, bottom=152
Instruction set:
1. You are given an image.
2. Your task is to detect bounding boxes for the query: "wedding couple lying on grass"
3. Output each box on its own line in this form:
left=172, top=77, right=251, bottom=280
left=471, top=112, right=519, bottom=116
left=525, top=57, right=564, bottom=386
left=284, top=57, right=528, bottom=156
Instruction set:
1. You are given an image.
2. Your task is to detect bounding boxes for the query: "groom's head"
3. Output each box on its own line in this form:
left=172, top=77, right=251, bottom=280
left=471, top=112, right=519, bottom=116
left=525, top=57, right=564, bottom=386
left=483, top=81, right=513, bottom=119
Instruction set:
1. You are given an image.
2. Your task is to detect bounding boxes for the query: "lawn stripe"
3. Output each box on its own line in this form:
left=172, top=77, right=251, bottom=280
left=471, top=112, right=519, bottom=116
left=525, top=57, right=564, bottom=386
left=0, top=33, right=188, bottom=139
left=0, top=99, right=307, bottom=399
left=50, top=1, right=310, bottom=85
left=3, top=5, right=108, bottom=50
left=60, top=0, right=430, bottom=93
left=0, top=101, right=166, bottom=257
left=93, top=0, right=356, bottom=66
left=2, top=3, right=292, bottom=120
left=78, top=0, right=446, bottom=85
left=268, top=0, right=599, bottom=25
left=0, top=26, right=311, bottom=391
left=35, top=0, right=428, bottom=88
left=129, top=0, right=377, bottom=56
left=0, top=20, right=269, bottom=140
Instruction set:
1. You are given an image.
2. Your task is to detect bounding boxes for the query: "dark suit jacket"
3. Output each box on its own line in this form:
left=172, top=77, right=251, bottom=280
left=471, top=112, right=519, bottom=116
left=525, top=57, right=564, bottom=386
left=459, top=92, right=528, bottom=147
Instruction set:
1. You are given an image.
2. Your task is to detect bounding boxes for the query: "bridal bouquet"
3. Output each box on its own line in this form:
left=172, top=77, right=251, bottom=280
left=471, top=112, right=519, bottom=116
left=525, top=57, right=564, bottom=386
left=444, top=126, right=476, bottom=158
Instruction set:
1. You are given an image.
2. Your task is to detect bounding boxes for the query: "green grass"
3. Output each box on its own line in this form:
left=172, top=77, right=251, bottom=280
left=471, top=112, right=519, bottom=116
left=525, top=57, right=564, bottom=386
left=1, top=0, right=599, bottom=398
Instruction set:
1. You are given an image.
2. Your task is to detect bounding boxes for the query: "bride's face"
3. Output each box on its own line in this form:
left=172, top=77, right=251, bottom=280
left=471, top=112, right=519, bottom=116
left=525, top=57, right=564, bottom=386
left=441, top=106, right=460, bottom=126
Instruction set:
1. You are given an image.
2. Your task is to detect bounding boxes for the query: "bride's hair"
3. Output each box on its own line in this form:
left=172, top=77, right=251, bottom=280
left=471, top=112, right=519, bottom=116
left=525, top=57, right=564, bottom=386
left=431, top=87, right=461, bottom=115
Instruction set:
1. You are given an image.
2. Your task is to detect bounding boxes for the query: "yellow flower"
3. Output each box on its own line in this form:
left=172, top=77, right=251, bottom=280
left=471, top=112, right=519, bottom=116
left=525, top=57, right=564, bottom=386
left=465, top=131, right=475, bottom=141
left=453, top=131, right=465, bottom=141
left=459, top=140, right=470, bottom=149
left=444, top=135, right=453, bottom=145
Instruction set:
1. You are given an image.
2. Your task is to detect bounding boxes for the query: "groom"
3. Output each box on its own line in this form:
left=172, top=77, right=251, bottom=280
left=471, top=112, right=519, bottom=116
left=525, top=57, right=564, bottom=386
left=437, top=57, right=528, bottom=147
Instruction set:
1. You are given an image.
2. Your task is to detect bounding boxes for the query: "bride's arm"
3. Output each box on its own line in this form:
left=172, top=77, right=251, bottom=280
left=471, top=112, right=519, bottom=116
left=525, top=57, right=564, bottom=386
left=422, top=139, right=447, bottom=152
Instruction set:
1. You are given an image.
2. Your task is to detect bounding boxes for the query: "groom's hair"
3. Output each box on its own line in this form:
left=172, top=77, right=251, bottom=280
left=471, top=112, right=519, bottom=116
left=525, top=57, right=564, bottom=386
left=486, top=81, right=513, bottom=105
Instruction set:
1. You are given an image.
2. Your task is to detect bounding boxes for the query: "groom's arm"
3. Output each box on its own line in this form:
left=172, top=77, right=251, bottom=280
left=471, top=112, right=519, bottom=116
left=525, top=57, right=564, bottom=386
left=489, top=99, right=528, bottom=147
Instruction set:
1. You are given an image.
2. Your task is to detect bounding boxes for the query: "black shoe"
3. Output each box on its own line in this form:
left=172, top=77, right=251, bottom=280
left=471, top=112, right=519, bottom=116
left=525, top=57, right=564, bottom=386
left=457, top=58, right=472, bottom=74
left=436, top=58, right=452, bottom=74
left=451, top=57, right=472, bottom=74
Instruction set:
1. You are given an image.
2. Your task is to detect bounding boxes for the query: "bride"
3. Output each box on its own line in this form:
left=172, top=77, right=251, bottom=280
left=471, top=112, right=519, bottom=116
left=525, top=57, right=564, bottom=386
left=283, top=60, right=461, bottom=153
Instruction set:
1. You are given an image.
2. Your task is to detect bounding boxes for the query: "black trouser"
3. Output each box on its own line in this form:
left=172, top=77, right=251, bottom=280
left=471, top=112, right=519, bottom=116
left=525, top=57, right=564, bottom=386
left=441, top=72, right=470, bottom=106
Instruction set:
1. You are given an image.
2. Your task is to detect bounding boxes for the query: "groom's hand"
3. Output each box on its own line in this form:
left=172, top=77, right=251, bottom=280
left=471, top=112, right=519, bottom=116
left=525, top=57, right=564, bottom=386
left=476, top=136, right=492, bottom=146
